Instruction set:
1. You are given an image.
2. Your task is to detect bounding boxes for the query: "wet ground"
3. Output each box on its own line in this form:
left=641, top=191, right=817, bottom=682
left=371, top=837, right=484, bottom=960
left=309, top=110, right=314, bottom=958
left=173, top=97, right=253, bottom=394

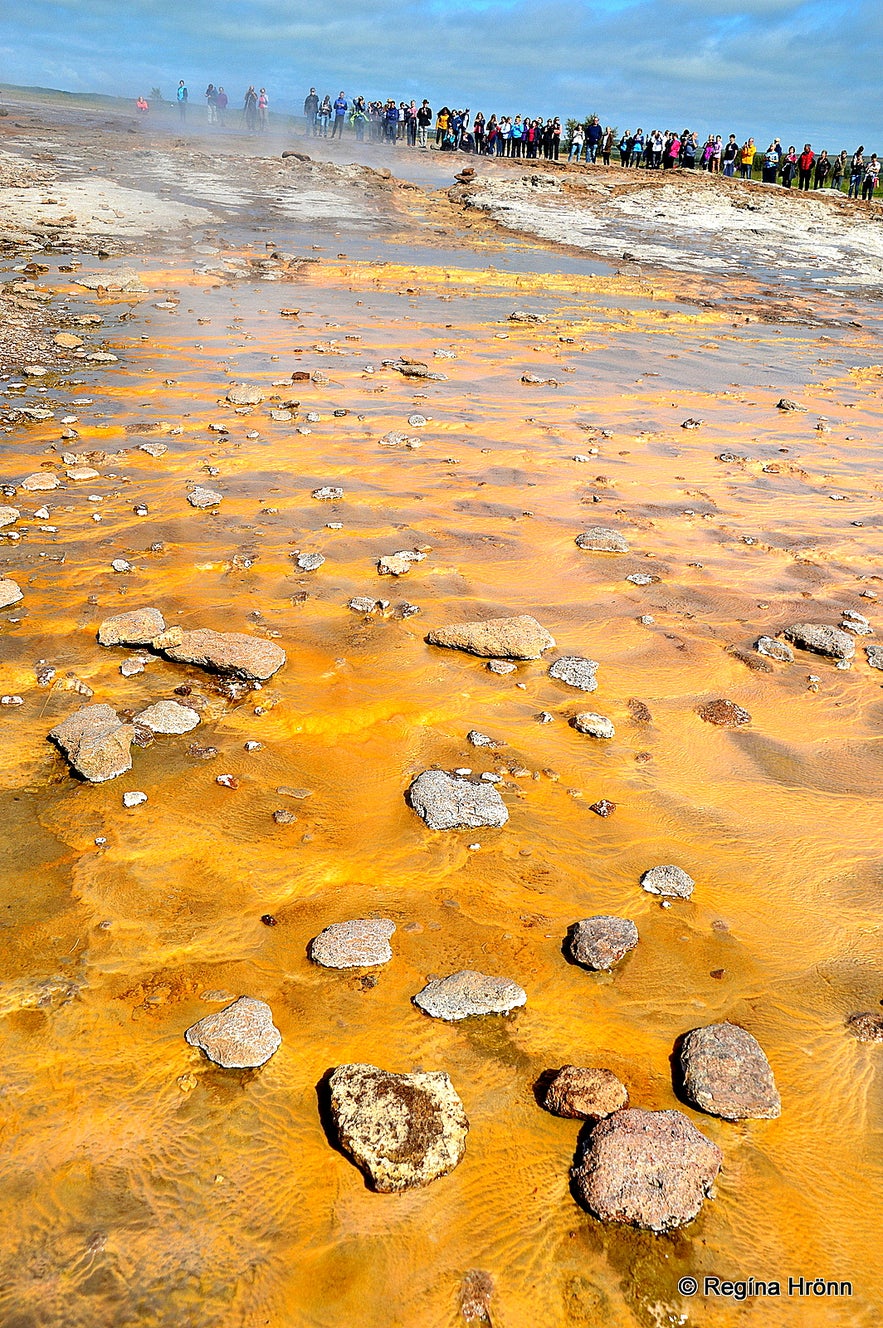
left=0, top=93, right=881, bottom=1328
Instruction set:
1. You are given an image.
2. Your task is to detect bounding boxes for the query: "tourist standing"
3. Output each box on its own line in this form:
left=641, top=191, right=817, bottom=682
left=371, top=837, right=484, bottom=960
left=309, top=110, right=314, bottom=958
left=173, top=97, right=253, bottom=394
left=797, top=144, right=814, bottom=190
left=331, top=92, right=348, bottom=139
left=417, top=100, right=432, bottom=148
left=177, top=80, right=188, bottom=122
left=243, top=86, right=258, bottom=132
left=862, top=154, right=879, bottom=200
left=436, top=106, right=450, bottom=146
left=585, top=117, right=602, bottom=163
left=739, top=138, right=755, bottom=179
left=216, top=87, right=228, bottom=125
left=569, top=122, right=585, bottom=163
left=258, top=89, right=269, bottom=132
left=762, top=143, right=779, bottom=184
left=830, top=150, right=848, bottom=191
left=304, top=88, right=319, bottom=135
left=780, top=146, right=797, bottom=187
left=848, top=147, right=865, bottom=197
left=722, top=134, right=738, bottom=176
left=205, top=84, right=217, bottom=124
left=813, top=149, right=830, bottom=188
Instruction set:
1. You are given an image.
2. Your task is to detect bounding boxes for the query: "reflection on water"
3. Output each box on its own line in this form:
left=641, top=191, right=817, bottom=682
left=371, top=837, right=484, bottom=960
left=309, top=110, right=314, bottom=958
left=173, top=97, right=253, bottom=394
left=0, top=246, right=880, bottom=1328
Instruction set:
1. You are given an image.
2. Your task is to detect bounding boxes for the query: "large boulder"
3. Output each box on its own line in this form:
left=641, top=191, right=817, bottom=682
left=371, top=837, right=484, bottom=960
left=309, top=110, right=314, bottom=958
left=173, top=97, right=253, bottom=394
left=567, top=916, right=638, bottom=971
left=184, top=996, right=281, bottom=1068
left=679, top=1021, right=781, bottom=1120
left=574, top=526, right=629, bottom=553
left=549, top=656, right=599, bottom=691
left=97, top=606, right=166, bottom=646
left=425, top=615, right=555, bottom=659
left=572, top=1108, right=722, bottom=1232
left=49, top=703, right=134, bottom=782
left=782, top=623, right=854, bottom=660
left=413, top=969, right=526, bottom=1020
left=327, top=1063, right=468, bottom=1191
left=310, top=918, right=395, bottom=968
left=542, top=1066, right=628, bottom=1120
left=161, top=629, right=285, bottom=681
left=408, top=769, right=508, bottom=830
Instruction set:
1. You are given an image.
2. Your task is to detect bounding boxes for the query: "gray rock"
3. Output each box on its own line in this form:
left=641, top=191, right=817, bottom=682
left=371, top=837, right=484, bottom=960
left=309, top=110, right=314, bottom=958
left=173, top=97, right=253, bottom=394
left=413, top=969, right=526, bottom=1020
left=312, top=486, right=343, bottom=500
left=49, top=703, right=134, bottom=782
left=487, top=659, right=517, bottom=674
left=408, top=769, right=508, bottom=830
left=549, top=656, right=599, bottom=692
left=161, top=629, right=285, bottom=681
left=782, top=623, right=855, bottom=660
left=327, top=1063, right=468, bottom=1191
left=426, top=614, right=555, bottom=660
left=98, top=606, right=166, bottom=646
left=111, top=559, right=132, bottom=574
left=310, top=918, right=395, bottom=968
left=572, top=1108, right=722, bottom=1232
left=184, top=996, right=281, bottom=1068
left=467, top=729, right=500, bottom=748
left=542, top=1066, right=628, bottom=1119
left=865, top=644, right=883, bottom=670
left=776, top=398, right=806, bottom=412
left=0, top=579, right=23, bottom=609
left=296, top=552, right=325, bottom=571
left=139, top=442, right=168, bottom=457
left=680, top=1021, right=781, bottom=1120
left=567, top=916, right=638, bottom=971
left=0, top=506, right=20, bottom=528
left=641, top=864, right=694, bottom=898
left=755, top=635, right=793, bottom=662
left=626, top=573, right=654, bottom=586
left=575, top=526, right=629, bottom=554
left=572, top=711, right=614, bottom=738
left=349, top=596, right=384, bottom=613
left=134, top=700, right=201, bottom=734
left=225, top=383, right=265, bottom=405
left=188, top=486, right=223, bottom=509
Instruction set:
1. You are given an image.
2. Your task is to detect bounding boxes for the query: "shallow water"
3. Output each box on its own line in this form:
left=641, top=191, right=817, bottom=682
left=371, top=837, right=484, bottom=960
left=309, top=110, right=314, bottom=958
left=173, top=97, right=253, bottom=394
left=0, top=241, right=881, bottom=1328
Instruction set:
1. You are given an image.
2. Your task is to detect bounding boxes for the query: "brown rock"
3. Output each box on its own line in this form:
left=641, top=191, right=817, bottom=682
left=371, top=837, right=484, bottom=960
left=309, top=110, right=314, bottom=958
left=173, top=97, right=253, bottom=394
left=845, top=1011, right=883, bottom=1043
left=543, top=1066, right=628, bottom=1120
left=49, top=703, right=134, bottom=782
left=679, top=1021, right=781, bottom=1120
left=162, top=629, right=285, bottom=681
left=567, top=916, right=638, bottom=970
left=572, top=1108, right=722, bottom=1232
left=426, top=614, right=555, bottom=659
left=698, top=698, right=751, bottom=727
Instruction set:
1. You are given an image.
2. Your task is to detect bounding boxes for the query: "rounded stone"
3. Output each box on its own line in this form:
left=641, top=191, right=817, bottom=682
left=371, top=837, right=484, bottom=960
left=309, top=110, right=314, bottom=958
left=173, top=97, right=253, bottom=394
left=542, top=1066, right=628, bottom=1120
left=567, top=916, right=638, bottom=971
left=134, top=700, right=201, bottom=734
left=572, top=711, right=614, bottom=738
left=310, top=918, right=396, bottom=968
left=574, top=526, right=629, bottom=553
left=679, top=1021, right=781, bottom=1120
left=408, top=769, right=508, bottom=830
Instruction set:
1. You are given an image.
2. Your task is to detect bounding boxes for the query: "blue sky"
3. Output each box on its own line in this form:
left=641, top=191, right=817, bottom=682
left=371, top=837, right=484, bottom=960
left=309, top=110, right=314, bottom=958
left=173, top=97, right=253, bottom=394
left=1, top=0, right=880, bottom=149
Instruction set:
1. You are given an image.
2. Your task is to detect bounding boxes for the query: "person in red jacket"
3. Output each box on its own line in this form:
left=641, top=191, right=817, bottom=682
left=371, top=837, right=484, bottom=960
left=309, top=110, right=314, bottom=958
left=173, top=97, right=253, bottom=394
left=798, top=144, right=815, bottom=191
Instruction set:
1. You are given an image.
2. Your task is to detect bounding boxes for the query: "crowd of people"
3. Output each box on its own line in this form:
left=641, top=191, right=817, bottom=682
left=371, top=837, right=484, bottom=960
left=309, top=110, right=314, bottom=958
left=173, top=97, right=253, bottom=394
left=300, top=93, right=879, bottom=197
left=134, top=81, right=879, bottom=197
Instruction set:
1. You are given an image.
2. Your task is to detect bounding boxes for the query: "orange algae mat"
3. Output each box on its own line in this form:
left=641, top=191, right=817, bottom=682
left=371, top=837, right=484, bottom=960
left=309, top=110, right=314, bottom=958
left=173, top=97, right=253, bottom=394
left=0, top=250, right=880, bottom=1328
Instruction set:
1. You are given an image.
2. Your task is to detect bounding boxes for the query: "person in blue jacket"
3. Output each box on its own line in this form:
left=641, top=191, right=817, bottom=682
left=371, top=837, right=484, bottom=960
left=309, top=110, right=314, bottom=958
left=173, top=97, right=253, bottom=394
left=331, top=92, right=348, bottom=139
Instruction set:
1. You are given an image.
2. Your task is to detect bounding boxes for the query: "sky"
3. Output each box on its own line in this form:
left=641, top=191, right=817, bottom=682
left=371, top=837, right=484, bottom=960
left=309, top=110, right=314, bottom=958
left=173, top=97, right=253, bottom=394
left=1, top=0, right=880, bottom=149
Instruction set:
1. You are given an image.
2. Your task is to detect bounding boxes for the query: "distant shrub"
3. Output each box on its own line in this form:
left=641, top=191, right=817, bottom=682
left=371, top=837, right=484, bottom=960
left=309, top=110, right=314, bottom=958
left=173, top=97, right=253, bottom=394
left=150, top=87, right=164, bottom=103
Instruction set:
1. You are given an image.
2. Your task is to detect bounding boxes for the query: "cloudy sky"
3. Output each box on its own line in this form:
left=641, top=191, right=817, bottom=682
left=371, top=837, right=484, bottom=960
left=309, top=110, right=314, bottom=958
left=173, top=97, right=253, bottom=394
left=1, top=0, right=880, bottom=148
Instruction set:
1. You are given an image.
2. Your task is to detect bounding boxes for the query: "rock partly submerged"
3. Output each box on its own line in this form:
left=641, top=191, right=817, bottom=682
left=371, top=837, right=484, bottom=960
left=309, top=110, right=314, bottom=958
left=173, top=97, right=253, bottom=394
left=782, top=622, right=854, bottom=660
left=697, top=698, right=751, bottom=727
left=0, top=579, right=24, bottom=609
left=572, top=711, right=614, bottom=738
left=679, top=1021, right=781, bottom=1120
left=575, top=526, right=629, bottom=554
left=185, top=996, right=281, bottom=1069
left=327, top=1062, right=468, bottom=1191
left=49, top=703, right=134, bottom=782
left=408, top=769, right=508, bottom=830
left=572, top=1107, right=722, bottom=1232
left=641, top=864, right=695, bottom=898
left=310, top=918, right=395, bottom=968
left=97, top=606, right=166, bottom=646
left=755, top=635, right=794, bottom=663
left=134, top=700, right=201, bottom=734
left=567, top=916, right=638, bottom=971
left=426, top=614, right=555, bottom=660
left=413, top=969, right=526, bottom=1020
left=542, top=1066, right=628, bottom=1120
left=549, top=656, right=599, bottom=692
left=161, top=629, right=285, bottom=681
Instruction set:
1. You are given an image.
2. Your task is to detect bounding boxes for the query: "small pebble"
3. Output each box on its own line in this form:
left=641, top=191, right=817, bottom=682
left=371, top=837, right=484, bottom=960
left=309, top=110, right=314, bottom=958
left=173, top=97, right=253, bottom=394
left=123, top=791, right=147, bottom=808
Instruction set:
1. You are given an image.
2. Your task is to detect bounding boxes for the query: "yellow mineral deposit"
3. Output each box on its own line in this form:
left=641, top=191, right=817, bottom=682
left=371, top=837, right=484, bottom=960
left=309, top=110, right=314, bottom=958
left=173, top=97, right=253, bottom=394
left=0, top=127, right=880, bottom=1328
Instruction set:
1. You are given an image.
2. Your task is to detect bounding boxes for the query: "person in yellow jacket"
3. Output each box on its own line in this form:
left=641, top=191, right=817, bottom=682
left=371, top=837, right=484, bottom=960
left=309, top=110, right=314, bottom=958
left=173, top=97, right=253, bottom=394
left=739, top=138, right=756, bottom=180
left=435, top=106, right=450, bottom=147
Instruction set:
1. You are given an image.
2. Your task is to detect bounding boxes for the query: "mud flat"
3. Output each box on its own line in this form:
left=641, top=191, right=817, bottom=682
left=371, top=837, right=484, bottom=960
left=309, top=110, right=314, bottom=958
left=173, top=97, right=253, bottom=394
left=0, top=88, right=880, bottom=1328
